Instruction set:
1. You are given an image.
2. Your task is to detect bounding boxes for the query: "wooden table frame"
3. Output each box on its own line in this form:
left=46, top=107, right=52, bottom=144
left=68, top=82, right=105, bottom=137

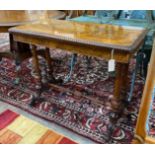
left=132, top=38, right=155, bottom=144
left=9, top=20, right=147, bottom=101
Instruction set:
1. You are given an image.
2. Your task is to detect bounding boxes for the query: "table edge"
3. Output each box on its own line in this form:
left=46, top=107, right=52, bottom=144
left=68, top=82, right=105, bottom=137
left=9, top=26, right=148, bottom=52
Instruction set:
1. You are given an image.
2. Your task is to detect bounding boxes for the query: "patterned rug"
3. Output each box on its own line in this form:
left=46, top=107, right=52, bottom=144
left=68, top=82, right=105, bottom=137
left=0, top=33, right=154, bottom=144
left=0, top=109, right=77, bottom=144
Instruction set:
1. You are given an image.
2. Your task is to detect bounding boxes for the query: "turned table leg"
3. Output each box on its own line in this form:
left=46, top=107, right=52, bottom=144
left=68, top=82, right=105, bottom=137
left=9, top=34, right=32, bottom=84
left=114, top=62, right=129, bottom=101
left=31, top=45, right=42, bottom=89
left=29, top=45, right=45, bottom=107
left=44, top=48, right=63, bottom=84
left=44, top=47, right=54, bottom=80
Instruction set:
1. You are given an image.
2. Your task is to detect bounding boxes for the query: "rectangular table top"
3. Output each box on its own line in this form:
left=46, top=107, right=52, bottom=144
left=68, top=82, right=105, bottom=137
left=9, top=19, right=147, bottom=52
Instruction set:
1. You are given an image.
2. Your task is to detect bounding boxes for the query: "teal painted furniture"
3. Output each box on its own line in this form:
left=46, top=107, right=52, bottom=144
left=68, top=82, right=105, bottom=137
left=70, top=11, right=155, bottom=43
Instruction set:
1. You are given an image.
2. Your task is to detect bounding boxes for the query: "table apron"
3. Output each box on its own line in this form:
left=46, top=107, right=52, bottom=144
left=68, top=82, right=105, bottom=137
left=12, top=33, right=136, bottom=63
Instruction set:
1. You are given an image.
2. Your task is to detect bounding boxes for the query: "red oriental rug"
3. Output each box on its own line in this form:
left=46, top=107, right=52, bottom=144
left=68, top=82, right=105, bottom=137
left=0, top=54, right=144, bottom=144
left=1, top=33, right=154, bottom=143
left=0, top=110, right=77, bottom=144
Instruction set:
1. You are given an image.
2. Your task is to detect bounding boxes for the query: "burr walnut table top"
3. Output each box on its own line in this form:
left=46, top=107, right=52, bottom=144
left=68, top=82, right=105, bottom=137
left=9, top=19, right=147, bottom=52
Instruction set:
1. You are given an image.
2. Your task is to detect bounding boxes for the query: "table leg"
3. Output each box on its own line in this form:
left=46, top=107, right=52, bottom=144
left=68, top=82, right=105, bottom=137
left=114, top=62, right=129, bottom=101
left=31, top=45, right=42, bottom=89
left=9, top=33, right=14, bottom=52
left=9, top=34, right=32, bottom=84
left=9, top=34, right=31, bottom=59
left=29, top=45, right=45, bottom=107
left=45, top=48, right=53, bottom=78
left=44, top=48, right=63, bottom=84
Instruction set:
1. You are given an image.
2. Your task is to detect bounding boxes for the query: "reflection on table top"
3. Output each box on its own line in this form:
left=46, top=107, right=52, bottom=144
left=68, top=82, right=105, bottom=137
left=0, top=11, right=66, bottom=27
left=9, top=19, right=147, bottom=51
